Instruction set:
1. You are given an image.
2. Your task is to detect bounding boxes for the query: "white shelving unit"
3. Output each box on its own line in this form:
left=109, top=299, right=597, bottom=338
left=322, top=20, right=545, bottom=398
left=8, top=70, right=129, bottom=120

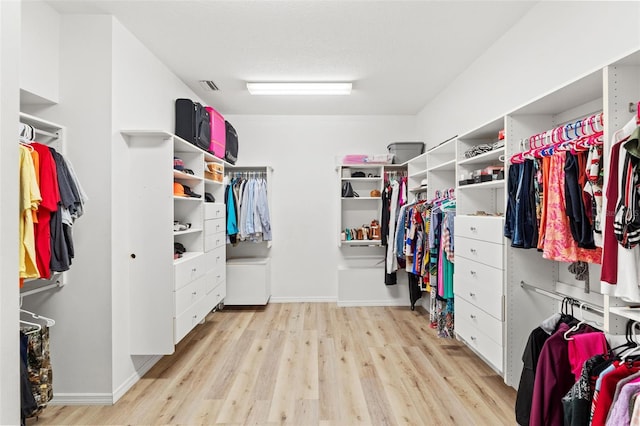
left=121, top=130, right=227, bottom=355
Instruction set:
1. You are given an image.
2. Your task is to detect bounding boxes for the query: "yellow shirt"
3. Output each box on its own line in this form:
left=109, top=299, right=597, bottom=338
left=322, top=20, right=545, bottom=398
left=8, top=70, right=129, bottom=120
left=19, top=145, right=41, bottom=280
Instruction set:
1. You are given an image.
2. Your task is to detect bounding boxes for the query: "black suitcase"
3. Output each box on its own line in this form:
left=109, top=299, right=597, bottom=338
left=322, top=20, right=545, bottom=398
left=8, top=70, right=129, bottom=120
left=225, top=120, right=238, bottom=165
left=175, top=98, right=211, bottom=151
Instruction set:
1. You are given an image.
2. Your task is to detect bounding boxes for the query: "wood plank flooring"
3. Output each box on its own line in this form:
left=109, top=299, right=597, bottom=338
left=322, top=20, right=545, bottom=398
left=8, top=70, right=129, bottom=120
left=32, top=303, right=516, bottom=425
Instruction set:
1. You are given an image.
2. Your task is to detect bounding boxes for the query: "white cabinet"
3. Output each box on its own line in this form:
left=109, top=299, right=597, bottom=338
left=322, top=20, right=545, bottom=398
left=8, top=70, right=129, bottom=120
left=454, top=216, right=505, bottom=373
left=121, top=130, right=227, bottom=355
left=226, top=258, right=271, bottom=305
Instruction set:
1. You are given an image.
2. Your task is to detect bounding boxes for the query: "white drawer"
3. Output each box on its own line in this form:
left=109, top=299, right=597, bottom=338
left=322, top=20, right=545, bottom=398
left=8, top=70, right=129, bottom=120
left=174, top=296, right=207, bottom=344
left=208, top=280, right=226, bottom=307
left=204, top=231, right=226, bottom=252
left=174, top=254, right=205, bottom=291
left=455, top=316, right=503, bottom=373
left=455, top=297, right=503, bottom=345
left=454, top=258, right=504, bottom=320
left=455, top=216, right=504, bottom=244
left=204, top=203, right=225, bottom=220
left=455, top=236, right=504, bottom=269
left=204, top=217, right=225, bottom=236
left=203, top=267, right=225, bottom=294
left=174, top=274, right=207, bottom=317
left=204, top=246, right=225, bottom=272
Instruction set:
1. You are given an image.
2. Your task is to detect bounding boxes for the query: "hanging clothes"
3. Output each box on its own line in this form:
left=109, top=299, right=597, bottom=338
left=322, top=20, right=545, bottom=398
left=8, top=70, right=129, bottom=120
left=225, top=175, right=272, bottom=244
left=19, top=145, right=42, bottom=281
left=21, top=326, right=53, bottom=413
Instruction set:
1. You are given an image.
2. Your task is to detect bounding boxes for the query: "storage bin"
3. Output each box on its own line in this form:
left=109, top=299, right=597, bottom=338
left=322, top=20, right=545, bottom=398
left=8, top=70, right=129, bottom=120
left=387, top=142, right=425, bottom=164
left=205, top=162, right=223, bottom=182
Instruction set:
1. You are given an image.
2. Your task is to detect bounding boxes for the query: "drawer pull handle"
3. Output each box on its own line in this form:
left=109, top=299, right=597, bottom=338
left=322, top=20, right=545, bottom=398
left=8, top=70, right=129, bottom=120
left=470, top=336, right=477, bottom=341
left=470, top=248, right=477, bottom=254
left=216, top=210, right=220, bottom=214
left=470, top=314, right=476, bottom=320
left=217, top=275, right=221, bottom=279
left=192, top=268, right=197, bottom=272
left=470, top=270, right=477, bottom=276
left=193, top=315, right=198, bottom=319
left=216, top=256, right=221, bottom=261
left=470, top=226, right=477, bottom=232
left=469, top=292, right=476, bottom=297
left=192, top=291, right=197, bottom=296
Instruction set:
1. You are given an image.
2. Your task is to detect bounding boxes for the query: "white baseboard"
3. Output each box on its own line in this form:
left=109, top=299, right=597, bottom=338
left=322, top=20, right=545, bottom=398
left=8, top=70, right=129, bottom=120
left=269, top=296, right=337, bottom=303
left=50, top=393, right=113, bottom=405
left=50, top=355, right=162, bottom=406
left=337, top=300, right=411, bottom=307
left=113, top=355, right=162, bottom=403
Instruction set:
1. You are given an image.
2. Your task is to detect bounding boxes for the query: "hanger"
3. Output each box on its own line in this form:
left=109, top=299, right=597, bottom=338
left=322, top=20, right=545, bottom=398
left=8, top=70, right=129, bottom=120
left=620, top=322, right=640, bottom=361
left=20, top=319, right=42, bottom=335
left=610, top=320, right=638, bottom=356
left=564, top=302, right=587, bottom=340
left=20, top=308, right=55, bottom=327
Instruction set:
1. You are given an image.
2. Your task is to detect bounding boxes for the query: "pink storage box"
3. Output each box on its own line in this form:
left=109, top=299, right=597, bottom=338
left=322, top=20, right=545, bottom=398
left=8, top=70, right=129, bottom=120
left=205, top=106, right=226, bottom=159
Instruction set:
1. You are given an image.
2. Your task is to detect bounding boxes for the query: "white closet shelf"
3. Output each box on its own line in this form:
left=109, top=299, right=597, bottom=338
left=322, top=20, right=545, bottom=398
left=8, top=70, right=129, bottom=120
left=341, top=197, right=382, bottom=200
left=341, top=177, right=382, bottom=182
left=173, top=196, right=202, bottom=202
left=427, top=159, right=456, bottom=172
left=409, top=186, right=428, bottom=193
left=427, top=139, right=456, bottom=156
left=408, top=169, right=428, bottom=178
left=609, top=307, right=640, bottom=323
left=341, top=240, right=382, bottom=246
left=173, top=251, right=203, bottom=265
left=173, top=170, right=203, bottom=181
left=457, top=180, right=505, bottom=190
left=458, top=147, right=505, bottom=166
left=173, top=228, right=203, bottom=236
left=204, top=178, right=223, bottom=185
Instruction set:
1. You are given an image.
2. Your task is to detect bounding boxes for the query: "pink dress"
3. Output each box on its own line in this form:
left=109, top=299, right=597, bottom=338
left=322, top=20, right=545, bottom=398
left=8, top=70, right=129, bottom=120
left=542, top=151, right=602, bottom=264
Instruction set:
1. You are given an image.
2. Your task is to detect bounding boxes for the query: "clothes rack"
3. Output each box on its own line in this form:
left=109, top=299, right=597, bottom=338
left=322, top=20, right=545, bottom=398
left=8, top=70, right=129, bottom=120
left=520, top=280, right=604, bottom=316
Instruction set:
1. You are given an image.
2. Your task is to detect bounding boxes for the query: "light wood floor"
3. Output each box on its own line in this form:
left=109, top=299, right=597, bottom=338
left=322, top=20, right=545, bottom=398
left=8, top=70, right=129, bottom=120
left=32, top=303, right=516, bottom=425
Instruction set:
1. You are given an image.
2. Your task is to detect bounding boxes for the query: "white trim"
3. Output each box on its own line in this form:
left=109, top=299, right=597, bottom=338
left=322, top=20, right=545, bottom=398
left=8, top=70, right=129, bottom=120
left=269, top=296, right=336, bottom=303
left=113, top=355, right=162, bottom=403
left=50, top=393, right=113, bottom=406
left=337, top=300, right=411, bottom=307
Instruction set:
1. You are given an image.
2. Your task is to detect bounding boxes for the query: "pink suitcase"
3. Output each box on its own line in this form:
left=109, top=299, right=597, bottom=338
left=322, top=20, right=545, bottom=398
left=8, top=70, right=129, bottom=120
left=205, top=106, right=226, bottom=159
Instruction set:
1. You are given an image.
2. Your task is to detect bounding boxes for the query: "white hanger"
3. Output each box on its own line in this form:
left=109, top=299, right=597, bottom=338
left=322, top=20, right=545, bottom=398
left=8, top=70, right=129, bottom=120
left=20, top=308, right=55, bottom=327
left=564, top=302, right=586, bottom=341
left=621, top=322, right=640, bottom=361
left=20, top=319, right=42, bottom=335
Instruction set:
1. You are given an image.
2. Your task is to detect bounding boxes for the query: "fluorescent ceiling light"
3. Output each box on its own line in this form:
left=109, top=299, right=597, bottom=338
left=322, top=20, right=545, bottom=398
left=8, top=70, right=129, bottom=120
left=246, top=82, right=352, bottom=95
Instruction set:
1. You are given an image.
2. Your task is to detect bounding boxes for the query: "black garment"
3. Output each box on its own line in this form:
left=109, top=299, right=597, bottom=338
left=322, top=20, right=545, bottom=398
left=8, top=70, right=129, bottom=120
left=407, top=273, right=421, bottom=310
left=20, top=332, right=37, bottom=425
left=564, top=152, right=596, bottom=249
left=505, top=163, right=520, bottom=240
left=49, top=205, right=70, bottom=272
left=515, top=327, right=550, bottom=426
left=49, top=148, right=81, bottom=216
left=562, top=354, right=611, bottom=426
left=381, top=185, right=391, bottom=246
left=516, top=159, right=538, bottom=249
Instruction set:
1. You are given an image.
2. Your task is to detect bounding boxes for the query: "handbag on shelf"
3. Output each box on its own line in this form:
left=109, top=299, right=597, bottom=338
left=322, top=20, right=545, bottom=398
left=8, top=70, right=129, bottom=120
left=342, top=182, right=359, bottom=198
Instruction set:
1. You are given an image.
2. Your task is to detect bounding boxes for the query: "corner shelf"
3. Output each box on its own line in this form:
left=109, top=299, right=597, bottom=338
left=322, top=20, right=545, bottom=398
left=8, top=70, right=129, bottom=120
left=341, top=240, right=382, bottom=247
left=427, top=159, right=456, bottom=172
left=173, top=228, right=203, bottom=236
left=409, top=169, right=428, bottom=179
left=173, top=170, right=204, bottom=181
left=458, top=147, right=505, bottom=166
left=457, top=180, right=505, bottom=190
left=173, top=251, right=203, bottom=265
left=173, top=196, right=203, bottom=202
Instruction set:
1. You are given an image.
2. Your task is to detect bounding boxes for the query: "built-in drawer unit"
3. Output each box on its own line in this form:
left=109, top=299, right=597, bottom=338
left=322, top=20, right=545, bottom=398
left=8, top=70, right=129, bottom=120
left=455, top=216, right=504, bottom=244
left=455, top=236, right=503, bottom=269
left=204, top=246, right=225, bottom=272
left=204, top=202, right=225, bottom=220
left=454, top=259, right=504, bottom=320
left=455, top=296, right=503, bottom=345
left=174, top=274, right=207, bottom=317
left=455, top=315, right=503, bottom=373
left=174, top=254, right=205, bottom=291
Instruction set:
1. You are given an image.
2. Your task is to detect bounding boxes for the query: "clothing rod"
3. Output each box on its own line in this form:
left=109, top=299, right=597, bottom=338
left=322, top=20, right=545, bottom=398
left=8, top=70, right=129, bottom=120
left=520, top=280, right=604, bottom=315
left=33, top=128, right=59, bottom=139
left=20, top=281, right=62, bottom=298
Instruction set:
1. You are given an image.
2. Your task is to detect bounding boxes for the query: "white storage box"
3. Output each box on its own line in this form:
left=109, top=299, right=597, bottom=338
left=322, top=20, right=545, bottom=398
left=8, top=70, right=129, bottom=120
left=387, top=142, right=425, bottom=164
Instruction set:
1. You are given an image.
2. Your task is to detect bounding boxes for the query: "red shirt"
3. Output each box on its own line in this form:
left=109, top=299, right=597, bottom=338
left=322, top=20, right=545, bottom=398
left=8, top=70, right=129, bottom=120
left=31, top=143, right=60, bottom=278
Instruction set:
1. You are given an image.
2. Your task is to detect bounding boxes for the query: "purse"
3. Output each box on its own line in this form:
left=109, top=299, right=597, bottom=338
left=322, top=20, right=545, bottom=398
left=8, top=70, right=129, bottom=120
left=341, top=182, right=359, bottom=198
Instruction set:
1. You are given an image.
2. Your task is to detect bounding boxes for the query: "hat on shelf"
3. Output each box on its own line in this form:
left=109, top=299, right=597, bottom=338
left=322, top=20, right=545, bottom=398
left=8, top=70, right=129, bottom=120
left=420, top=179, right=428, bottom=187
left=173, top=182, right=186, bottom=197
left=205, top=192, right=215, bottom=203
left=174, top=156, right=185, bottom=171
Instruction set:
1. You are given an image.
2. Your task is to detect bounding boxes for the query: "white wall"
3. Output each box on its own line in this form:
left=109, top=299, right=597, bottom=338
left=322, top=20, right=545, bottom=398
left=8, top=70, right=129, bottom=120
left=223, top=114, right=418, bottom=300
left=417, top=1, right=640, bottom=149
left=0, top=1, right=21, bottom=423
left=110, top=18, right=204, bottom=397
left=20, top=0, right=59, bottom=104
left=21, top=14, right=115, bottom=401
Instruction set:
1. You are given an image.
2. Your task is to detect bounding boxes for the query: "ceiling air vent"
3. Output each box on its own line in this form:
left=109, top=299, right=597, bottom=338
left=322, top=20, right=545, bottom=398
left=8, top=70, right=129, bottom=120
left=199, top=80, right=219, bottom=91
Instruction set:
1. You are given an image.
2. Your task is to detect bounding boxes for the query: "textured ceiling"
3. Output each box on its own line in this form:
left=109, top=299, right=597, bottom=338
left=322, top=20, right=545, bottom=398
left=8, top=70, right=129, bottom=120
left=47, top=0, right=537, bottom=115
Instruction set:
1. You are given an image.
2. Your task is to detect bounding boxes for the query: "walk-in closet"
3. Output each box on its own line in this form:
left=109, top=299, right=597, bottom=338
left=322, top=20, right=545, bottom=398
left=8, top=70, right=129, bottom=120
left=3, top=1, right=640, bottom=425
